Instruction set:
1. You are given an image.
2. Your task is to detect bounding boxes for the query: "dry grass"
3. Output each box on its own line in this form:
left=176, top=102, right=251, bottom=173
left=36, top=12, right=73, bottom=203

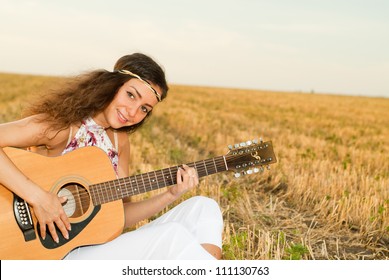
left=1, top=73, right=388, bottom=260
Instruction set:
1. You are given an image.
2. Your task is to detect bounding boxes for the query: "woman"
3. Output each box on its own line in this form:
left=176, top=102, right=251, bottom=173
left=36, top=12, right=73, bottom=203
left=0, top=53, right=223, bottom=259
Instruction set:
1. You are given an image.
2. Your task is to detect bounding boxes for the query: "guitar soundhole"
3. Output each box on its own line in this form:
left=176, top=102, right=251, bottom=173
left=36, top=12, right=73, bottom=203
left=58, top=183, right=90, bottom=218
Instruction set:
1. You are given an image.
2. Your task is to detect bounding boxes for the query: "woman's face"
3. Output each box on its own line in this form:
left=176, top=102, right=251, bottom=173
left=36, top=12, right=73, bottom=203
left=96, top=78, right=161, bottom=129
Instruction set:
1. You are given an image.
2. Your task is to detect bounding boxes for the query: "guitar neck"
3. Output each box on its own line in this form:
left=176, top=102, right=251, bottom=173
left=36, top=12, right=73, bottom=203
left=90, top=156, right=227, bottom=206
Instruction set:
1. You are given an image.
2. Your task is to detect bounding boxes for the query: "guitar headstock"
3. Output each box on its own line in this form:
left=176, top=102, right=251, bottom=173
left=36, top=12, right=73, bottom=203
left=225, top=139, right=277, bottom=178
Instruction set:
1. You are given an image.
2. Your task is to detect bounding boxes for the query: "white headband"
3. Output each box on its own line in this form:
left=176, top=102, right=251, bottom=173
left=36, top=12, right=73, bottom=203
left=117, top=69, right=162, bottom=102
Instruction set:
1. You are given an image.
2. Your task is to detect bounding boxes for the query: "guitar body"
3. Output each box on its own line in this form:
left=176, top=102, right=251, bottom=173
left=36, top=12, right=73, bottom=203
left=0, top=146, right=125, bottom=260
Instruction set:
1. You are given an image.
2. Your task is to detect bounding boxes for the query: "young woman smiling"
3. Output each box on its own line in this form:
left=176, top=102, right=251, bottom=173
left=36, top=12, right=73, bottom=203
left=0, top=53, right=223, bottom=259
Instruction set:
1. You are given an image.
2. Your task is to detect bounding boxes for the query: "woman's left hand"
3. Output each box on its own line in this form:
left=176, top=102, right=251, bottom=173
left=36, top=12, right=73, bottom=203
left=169, top=164, right=199, bottom=199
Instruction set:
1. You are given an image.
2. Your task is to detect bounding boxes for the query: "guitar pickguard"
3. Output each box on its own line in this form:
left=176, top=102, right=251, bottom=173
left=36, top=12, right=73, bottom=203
left=39, top=205, right=101, bottom=249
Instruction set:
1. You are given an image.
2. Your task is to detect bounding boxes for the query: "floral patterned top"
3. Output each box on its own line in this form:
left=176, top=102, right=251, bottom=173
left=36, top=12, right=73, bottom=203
left=62, top=117, right=119, bottom=176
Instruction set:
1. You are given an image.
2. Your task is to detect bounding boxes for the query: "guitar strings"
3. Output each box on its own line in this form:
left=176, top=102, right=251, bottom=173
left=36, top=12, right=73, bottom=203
left=58, top=157, right=230, bottom=211
left=58, top=152, right=265, bottom=212
left=60, top=160, right=227, bottom=208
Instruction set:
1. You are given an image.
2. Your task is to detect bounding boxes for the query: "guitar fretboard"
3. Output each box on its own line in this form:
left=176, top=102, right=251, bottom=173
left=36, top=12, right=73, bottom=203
left=90, top=156, right=227, bottom=206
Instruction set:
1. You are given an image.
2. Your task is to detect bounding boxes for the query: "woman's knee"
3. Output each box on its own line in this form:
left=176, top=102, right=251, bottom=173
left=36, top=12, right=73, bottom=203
left=186, top=196, right=221, bottom=213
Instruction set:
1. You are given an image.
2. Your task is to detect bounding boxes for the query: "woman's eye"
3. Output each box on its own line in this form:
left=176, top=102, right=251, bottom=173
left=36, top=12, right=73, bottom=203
left=127, top=91, right=135, bottom=99
left=141, top=106, right=149, bottom=113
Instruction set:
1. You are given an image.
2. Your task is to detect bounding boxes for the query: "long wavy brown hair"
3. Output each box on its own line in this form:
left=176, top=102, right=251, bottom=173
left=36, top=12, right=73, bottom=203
left=26, top=53, right=169, bottom=134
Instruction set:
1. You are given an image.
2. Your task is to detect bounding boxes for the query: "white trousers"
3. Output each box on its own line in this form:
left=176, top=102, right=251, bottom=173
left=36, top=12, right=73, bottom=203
left=64, top=196, right=223, bottom=260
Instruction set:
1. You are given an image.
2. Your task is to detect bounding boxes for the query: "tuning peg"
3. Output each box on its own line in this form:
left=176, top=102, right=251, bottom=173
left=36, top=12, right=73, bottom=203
left=246, top=169, right=253, bottom=175
left=246, top=140, right=252, bottom=146
left=228, top=145, right=233, bottom=150
left=253, top=168, right=260, bottom=173
left=234, top=173, right=241, bottom=178
left=260, top=137, right=263, bottom=143
left=234, top=143, right=240, bottom=149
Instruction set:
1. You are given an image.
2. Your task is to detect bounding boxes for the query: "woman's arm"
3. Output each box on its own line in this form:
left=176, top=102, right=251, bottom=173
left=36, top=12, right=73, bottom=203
left=116, top=132, right=199, bottom=229
left=123, top=165, right=198, bottom=228
left=0, top=116, right=71, bottom=242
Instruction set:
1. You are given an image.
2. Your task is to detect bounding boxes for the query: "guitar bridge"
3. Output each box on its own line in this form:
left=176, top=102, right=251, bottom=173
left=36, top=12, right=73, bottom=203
left=13, top=195, right=36, bottom=241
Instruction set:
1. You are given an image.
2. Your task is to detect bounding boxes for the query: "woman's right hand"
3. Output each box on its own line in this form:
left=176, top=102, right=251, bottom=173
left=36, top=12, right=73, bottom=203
left=30, top=190, right=71, bottom=243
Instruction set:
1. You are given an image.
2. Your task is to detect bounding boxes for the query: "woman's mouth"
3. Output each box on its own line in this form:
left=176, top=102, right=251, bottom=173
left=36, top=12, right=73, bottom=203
left=117, top=110, right=128, bottom=124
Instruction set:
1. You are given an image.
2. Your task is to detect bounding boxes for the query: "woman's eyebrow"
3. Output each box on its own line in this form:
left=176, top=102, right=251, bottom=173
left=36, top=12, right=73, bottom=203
left=130, top=85, right=142, bottom=99
left=130, top=86, right=154, bottom=109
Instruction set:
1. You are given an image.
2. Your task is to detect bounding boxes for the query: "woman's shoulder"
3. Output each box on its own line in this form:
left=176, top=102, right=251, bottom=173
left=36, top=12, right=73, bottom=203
left=0, top=114, right=69, bottom=150
left=1, top=114, right=51, bottom=137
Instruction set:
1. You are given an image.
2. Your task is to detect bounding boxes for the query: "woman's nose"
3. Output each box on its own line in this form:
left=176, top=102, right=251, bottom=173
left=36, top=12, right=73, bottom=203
left=126, top=106, right=137, bottom=118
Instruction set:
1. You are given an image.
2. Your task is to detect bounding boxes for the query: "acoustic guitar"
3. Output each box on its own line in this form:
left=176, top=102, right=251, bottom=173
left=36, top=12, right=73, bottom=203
left=0, top=139, right=276, bottom=259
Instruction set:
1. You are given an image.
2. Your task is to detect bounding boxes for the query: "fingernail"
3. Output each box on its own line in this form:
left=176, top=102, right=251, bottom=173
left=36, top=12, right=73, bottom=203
left=65, top=233, right=69, bottom=240
left=55, top=237, right=59, bottom=243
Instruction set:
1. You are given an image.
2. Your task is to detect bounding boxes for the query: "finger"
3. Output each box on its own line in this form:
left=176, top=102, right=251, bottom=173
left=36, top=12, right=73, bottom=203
left=47, top=223, right=59, bottom=243
left=62, top=214, right=72, bottom=231
left=182, top=166, right=192, bottom=179
left=183, top=165, right=196, bottom=177
left=56, top=216, right=69, bottom=240
left=177, top=168, right=183, bottom=184
left=39, top=223, right=46, bottom=240
left=58, top=195, right=68, bottom=204
left=182, top=164, right=194, bottom=175
left=58, top=196, right=71, bottom=231
left=182, top=164, right=189, bottom=170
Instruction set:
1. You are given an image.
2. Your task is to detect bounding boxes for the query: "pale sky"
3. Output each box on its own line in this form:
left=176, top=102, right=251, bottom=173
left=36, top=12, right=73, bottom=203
left=1, top=0, right=388, bottom=97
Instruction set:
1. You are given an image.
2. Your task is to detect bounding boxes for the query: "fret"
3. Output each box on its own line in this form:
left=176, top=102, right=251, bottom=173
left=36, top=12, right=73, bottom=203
left=134, top=175, right=143, bottom=195
left=112, top=180, right=118, bottom=199
left=113, top=180, right=121, bottom=200
left=168, top=167, right=173, bottom=184
left=101, top=183, right=108, bottom=204
left=212, top=158, right=218, bottom=173
left=118, top=178, right=128, bottom=198
left=208, top=159, right=216, bottom=174
left=161, top=169, right=168, bottom=188
left=90, top=185, right=98, bottom=205
left=140, top=174, right=147, bottom=194
left=147, top=172, right=155, bottom=192
left=131, top=176, right=140, bottom=195
left=107, top=181, right=115, bottom=202
left=218, top=156, right=228, bottom=172
left=153, top=170, right=160, bottom=190
left=191, top=161, right=201, bottom=178
left=202, top=160, right=209, bottom=176
left=194, top=161, right=205, bottom=178
left=222, top=155, right=228, bottom=171
left=162, top=168, right=174, bottom=186
left=101, top=183, right=109, bottom=204
left=167, top=167, right=174, bottom=186
left=124, top=177, right=131, bottom=197
left=169, top=167, right=177, bottom=185
left=193, top=161, right=199, bottom=176
left=94, top=183, right=103, bottom=205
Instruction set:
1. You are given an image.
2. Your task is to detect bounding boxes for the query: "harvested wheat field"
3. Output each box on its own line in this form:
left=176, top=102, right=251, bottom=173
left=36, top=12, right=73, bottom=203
left=1, top=72, right=388, bottom=260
